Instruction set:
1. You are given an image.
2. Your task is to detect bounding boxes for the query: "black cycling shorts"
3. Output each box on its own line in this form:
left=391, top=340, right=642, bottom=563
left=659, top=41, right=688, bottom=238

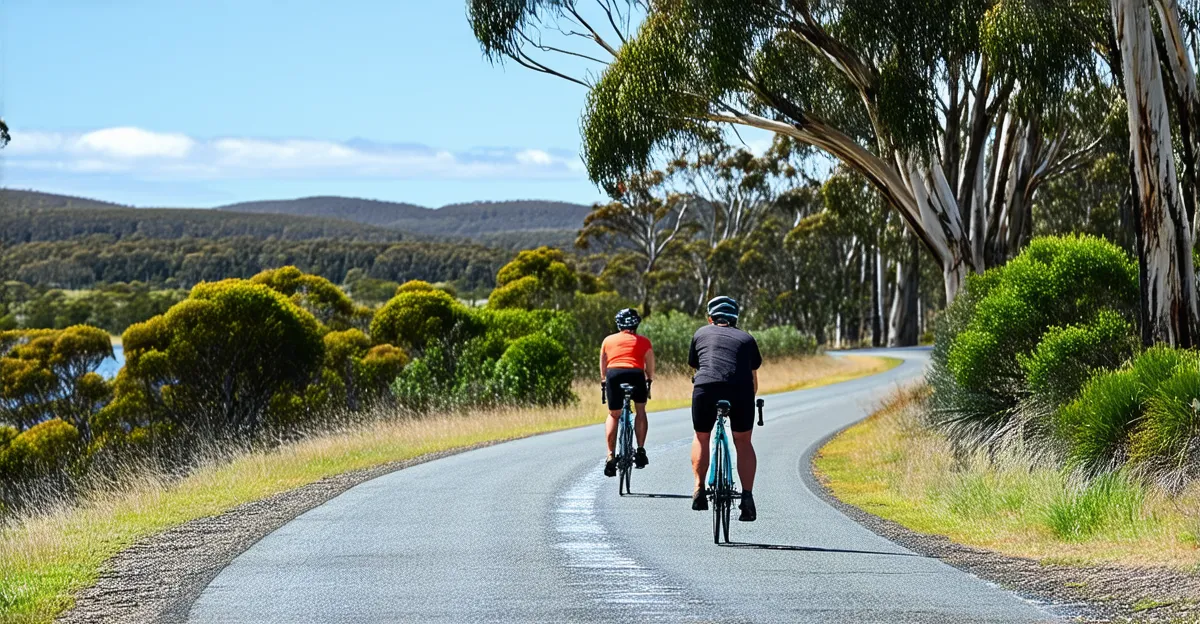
left=605, top=368, right=648, bottom=410
left=692, top=382, right=754, bottom=433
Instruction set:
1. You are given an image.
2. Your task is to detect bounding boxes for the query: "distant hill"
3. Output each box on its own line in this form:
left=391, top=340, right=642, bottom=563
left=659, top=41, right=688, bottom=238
left=0, top=194, right=407, bottom=246
left=0, top=189, right=591, bottom=250
left=217, top=196, right=591, bottom=241
left=0, top=189, right=130, bottom=211
left=219, top=196, right=428, bottom=227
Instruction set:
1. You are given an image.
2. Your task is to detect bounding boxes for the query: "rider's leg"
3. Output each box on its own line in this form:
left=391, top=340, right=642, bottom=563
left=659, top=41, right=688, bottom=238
left=691, top=431, right=711, bottom=490
left=633, top=403, right=648, bottom=447
left=605, top=410, right=620, bottom=456
left=732, top=430, right=756, bottom=492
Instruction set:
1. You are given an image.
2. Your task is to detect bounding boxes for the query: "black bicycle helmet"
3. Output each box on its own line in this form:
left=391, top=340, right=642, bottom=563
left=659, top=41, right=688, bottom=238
left=614, top=308, right=642, bottom=330
left=706, top=295, right=739, bottom=326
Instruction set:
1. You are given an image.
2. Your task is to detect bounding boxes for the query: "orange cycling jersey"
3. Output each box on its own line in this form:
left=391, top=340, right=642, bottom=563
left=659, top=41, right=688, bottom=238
left=602, top=332, right=652, bottom=369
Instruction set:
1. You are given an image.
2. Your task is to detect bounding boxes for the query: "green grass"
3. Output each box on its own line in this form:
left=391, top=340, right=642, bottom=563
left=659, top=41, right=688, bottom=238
left=0, top=354, right=896, bottom=624
left=815, top=386, right=1200, bottom=568
left=1044, top=471, right=1146, bottom=541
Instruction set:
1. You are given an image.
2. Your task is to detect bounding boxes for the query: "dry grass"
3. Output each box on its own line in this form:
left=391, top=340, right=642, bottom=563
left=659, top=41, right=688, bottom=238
left=815, top=386, right=1200, bottom=568
left=0, top=353, right=894, bottom=624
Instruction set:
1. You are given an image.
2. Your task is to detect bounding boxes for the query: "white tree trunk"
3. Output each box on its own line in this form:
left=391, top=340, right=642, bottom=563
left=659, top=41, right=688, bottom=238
left=1113, top=0, right=1200, bottom=346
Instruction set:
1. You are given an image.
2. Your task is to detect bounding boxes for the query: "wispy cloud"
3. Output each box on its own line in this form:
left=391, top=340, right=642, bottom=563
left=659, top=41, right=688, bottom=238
left=3, top=127, right=585, bottom=181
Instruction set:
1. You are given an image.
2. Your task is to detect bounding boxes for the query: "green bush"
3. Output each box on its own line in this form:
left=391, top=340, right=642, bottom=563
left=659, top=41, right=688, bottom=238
left=5, top=418, right=82, bottom=479
left=1057, top=347, right=1198, bottom=476
left=1044, top=471, right=1145, bottom=541
left=929, top=235, right=1138, bottom=448
left=1018, top=310, right=1137, bottom=408
left=639, top=311, right=704, bottom=373
left=1129, top=356, right=1200, bottom=489
left=495, top=334, right=574, bottom=406
left=102, top=280, right=325, bottom=443
left=751, top=325, right=819, bottom=360
left=370, top=289, right=478, bottom=353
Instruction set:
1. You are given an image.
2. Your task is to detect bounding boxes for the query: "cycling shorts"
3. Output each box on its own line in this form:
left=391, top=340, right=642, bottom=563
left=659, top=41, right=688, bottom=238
left=605, top=368, right=647, bottom=410
left=692, top=382, right=755, bottom=433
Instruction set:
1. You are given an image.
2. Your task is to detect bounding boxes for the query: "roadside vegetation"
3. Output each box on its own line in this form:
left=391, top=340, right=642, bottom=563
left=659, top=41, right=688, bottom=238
left=817, top=387, right=1200, bottom=567
left=0, top=353, right=890, bottom=624
left=819, top=235, right=1200, bottom=572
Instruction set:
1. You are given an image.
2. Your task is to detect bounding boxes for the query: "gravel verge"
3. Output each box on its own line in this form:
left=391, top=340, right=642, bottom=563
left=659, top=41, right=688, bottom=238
left=56, top=441, right=503, bottom=624
left=802, top=430, right=1200, bottom=624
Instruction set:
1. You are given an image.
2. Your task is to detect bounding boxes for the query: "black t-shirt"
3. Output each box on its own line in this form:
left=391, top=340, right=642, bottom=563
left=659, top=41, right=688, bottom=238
left=688, top=324, right=762, bottom=385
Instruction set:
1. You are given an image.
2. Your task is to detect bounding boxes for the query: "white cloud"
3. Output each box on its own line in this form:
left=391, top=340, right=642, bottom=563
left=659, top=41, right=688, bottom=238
left=74, top=127, right=195, bottom=159
left=5, top=127, right=583, bottom=182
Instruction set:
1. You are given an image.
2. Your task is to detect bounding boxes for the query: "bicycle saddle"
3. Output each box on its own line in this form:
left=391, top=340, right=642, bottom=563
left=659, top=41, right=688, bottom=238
left=716, top=400, right=731, bottom=408
left=620, top=383, right=635, bottom=391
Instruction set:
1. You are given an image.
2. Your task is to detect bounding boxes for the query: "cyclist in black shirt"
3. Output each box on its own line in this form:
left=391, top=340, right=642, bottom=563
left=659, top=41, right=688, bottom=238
left=688, top=296, right=762, bottom=521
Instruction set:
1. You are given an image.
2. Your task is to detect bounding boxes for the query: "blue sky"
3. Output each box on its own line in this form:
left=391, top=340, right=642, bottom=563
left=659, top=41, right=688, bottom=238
left=0, top=0, right=608, bottom=207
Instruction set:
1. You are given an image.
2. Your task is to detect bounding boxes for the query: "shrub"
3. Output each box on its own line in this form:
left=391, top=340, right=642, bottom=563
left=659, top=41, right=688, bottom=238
left=1044, top=471, right=1145, bottom=541
left=1129, top=357, right=1200, bottom=489
left=640, top=311, right=704, bottom=372
left=103, top=280, right=325, bottom=442
left=494, top=334, right=574, bottom=405
left=929, top=235, right=1138, bottom=448
left=1057, top=347, right=1198, bottom=476
left=488, top=247, right=578, bottom=310
left=252, top=266, right=365, bottom=330
left=1019, top=310, right=1137, bottom=408
left=0, top=326, right=113, bottom=433
left=371, top=289, right=478, bottom=353
left=5, top=418, right=82, bottom=479
left=751, top=325, right=819, bottom=360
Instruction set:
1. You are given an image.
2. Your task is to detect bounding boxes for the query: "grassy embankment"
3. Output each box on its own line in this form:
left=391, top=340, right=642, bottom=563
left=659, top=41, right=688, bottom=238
left=816, top=387, right=1200, bottom=569
left=0, top=353, right=897, bottom=624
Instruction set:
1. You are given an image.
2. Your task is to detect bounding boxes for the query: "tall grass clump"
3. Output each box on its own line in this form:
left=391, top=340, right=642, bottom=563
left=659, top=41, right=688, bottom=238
left=928, top=235, right=1138, bottom=450
left=1044, top=471, right=1147, bottom=541
left=1057, top=347, right=1200, bottom=480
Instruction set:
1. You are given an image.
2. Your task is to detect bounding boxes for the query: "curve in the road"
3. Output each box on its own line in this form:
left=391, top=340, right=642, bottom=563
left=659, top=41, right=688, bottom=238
left=187, top=349, right=1055, bottom=623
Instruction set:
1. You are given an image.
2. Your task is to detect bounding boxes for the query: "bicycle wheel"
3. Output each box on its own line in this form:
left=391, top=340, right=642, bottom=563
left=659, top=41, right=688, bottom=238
left=721, top=494, right=732, bottom=543
left=617, top=410, right=633, bottom=496
left=711, top=442, right=724, bottom=544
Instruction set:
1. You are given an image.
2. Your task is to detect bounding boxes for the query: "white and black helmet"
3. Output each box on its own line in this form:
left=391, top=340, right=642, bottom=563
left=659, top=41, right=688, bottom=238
left=706, top=296, right=740, bottom=325
left=614, top=308, right=642, bottom=330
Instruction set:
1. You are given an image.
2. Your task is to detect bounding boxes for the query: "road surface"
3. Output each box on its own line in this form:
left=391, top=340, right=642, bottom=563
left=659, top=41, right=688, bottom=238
left=188, top=349, right=1053, bottom=623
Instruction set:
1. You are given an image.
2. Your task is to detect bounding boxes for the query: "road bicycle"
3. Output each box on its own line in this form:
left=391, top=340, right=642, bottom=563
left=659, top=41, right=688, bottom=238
left=708, top=397, right=765, bottom=544
left=602, top=381, right=639, bottom=495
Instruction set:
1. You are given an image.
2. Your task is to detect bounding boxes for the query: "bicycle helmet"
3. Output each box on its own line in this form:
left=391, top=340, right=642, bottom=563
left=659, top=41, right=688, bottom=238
left=706, top=295, right=739, bottom=326
left=614, top=308, right=641, bottom=330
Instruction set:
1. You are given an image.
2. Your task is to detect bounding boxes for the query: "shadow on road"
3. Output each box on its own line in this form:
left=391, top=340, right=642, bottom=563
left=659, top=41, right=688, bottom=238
left=720, top=542, right=922, bottom=557
left=621, top=492, right=693, bottom=499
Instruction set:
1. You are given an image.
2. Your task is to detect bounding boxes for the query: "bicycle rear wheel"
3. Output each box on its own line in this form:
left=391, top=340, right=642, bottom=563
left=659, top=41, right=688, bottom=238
left=721, top=494, right=732, bottom=543
left=711, top=442, right=725, bottom=544
left=617, top=409, right=634, bottom=496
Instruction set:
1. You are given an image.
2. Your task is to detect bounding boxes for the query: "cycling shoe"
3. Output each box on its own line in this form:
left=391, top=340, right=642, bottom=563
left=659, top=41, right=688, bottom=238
left=738, top=491, right=756, bottom=521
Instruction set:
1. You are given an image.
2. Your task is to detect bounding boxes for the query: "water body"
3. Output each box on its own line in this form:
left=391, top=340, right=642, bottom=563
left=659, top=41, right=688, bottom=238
left=98, top=345, right=125, bottom=379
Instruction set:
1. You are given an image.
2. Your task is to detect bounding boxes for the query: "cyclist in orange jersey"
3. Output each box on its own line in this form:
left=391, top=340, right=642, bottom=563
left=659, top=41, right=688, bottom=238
left=600, top=308, right=655, bottom=477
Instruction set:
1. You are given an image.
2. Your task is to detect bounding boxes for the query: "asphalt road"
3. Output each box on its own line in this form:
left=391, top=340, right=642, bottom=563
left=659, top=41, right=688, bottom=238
left=188, top=349, right=1054, bottom=623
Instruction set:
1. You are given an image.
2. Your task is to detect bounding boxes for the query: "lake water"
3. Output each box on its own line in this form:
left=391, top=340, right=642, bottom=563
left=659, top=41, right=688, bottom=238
left=98, top=345, right=125, bottom=379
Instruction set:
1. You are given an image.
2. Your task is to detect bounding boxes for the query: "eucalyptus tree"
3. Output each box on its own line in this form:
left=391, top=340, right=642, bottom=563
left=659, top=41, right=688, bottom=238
left=576, top=167, right=694, bottom=315
left=1106, top=0, right=1200, bottom=346
left=470, top=0, right=1108, bottom=303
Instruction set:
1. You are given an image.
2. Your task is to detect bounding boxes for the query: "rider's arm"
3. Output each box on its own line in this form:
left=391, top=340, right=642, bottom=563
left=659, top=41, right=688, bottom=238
left=599, top=347, right=609, bottom=381
left=644, top=349, right=655, bottom=382
left=753, top=369, right=759, bottom=395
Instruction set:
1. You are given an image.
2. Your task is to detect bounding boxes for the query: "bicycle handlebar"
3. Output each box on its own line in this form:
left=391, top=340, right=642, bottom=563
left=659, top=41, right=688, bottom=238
left=756, top=398, right=765, bottom=426
left=600, top=381, right=606, bottom=404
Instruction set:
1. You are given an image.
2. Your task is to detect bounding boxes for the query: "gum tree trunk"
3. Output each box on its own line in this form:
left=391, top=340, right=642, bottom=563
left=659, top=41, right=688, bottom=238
left=1113, top=0, right=1200, bottom=346
left=888, top=235, right=921, bottom=347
